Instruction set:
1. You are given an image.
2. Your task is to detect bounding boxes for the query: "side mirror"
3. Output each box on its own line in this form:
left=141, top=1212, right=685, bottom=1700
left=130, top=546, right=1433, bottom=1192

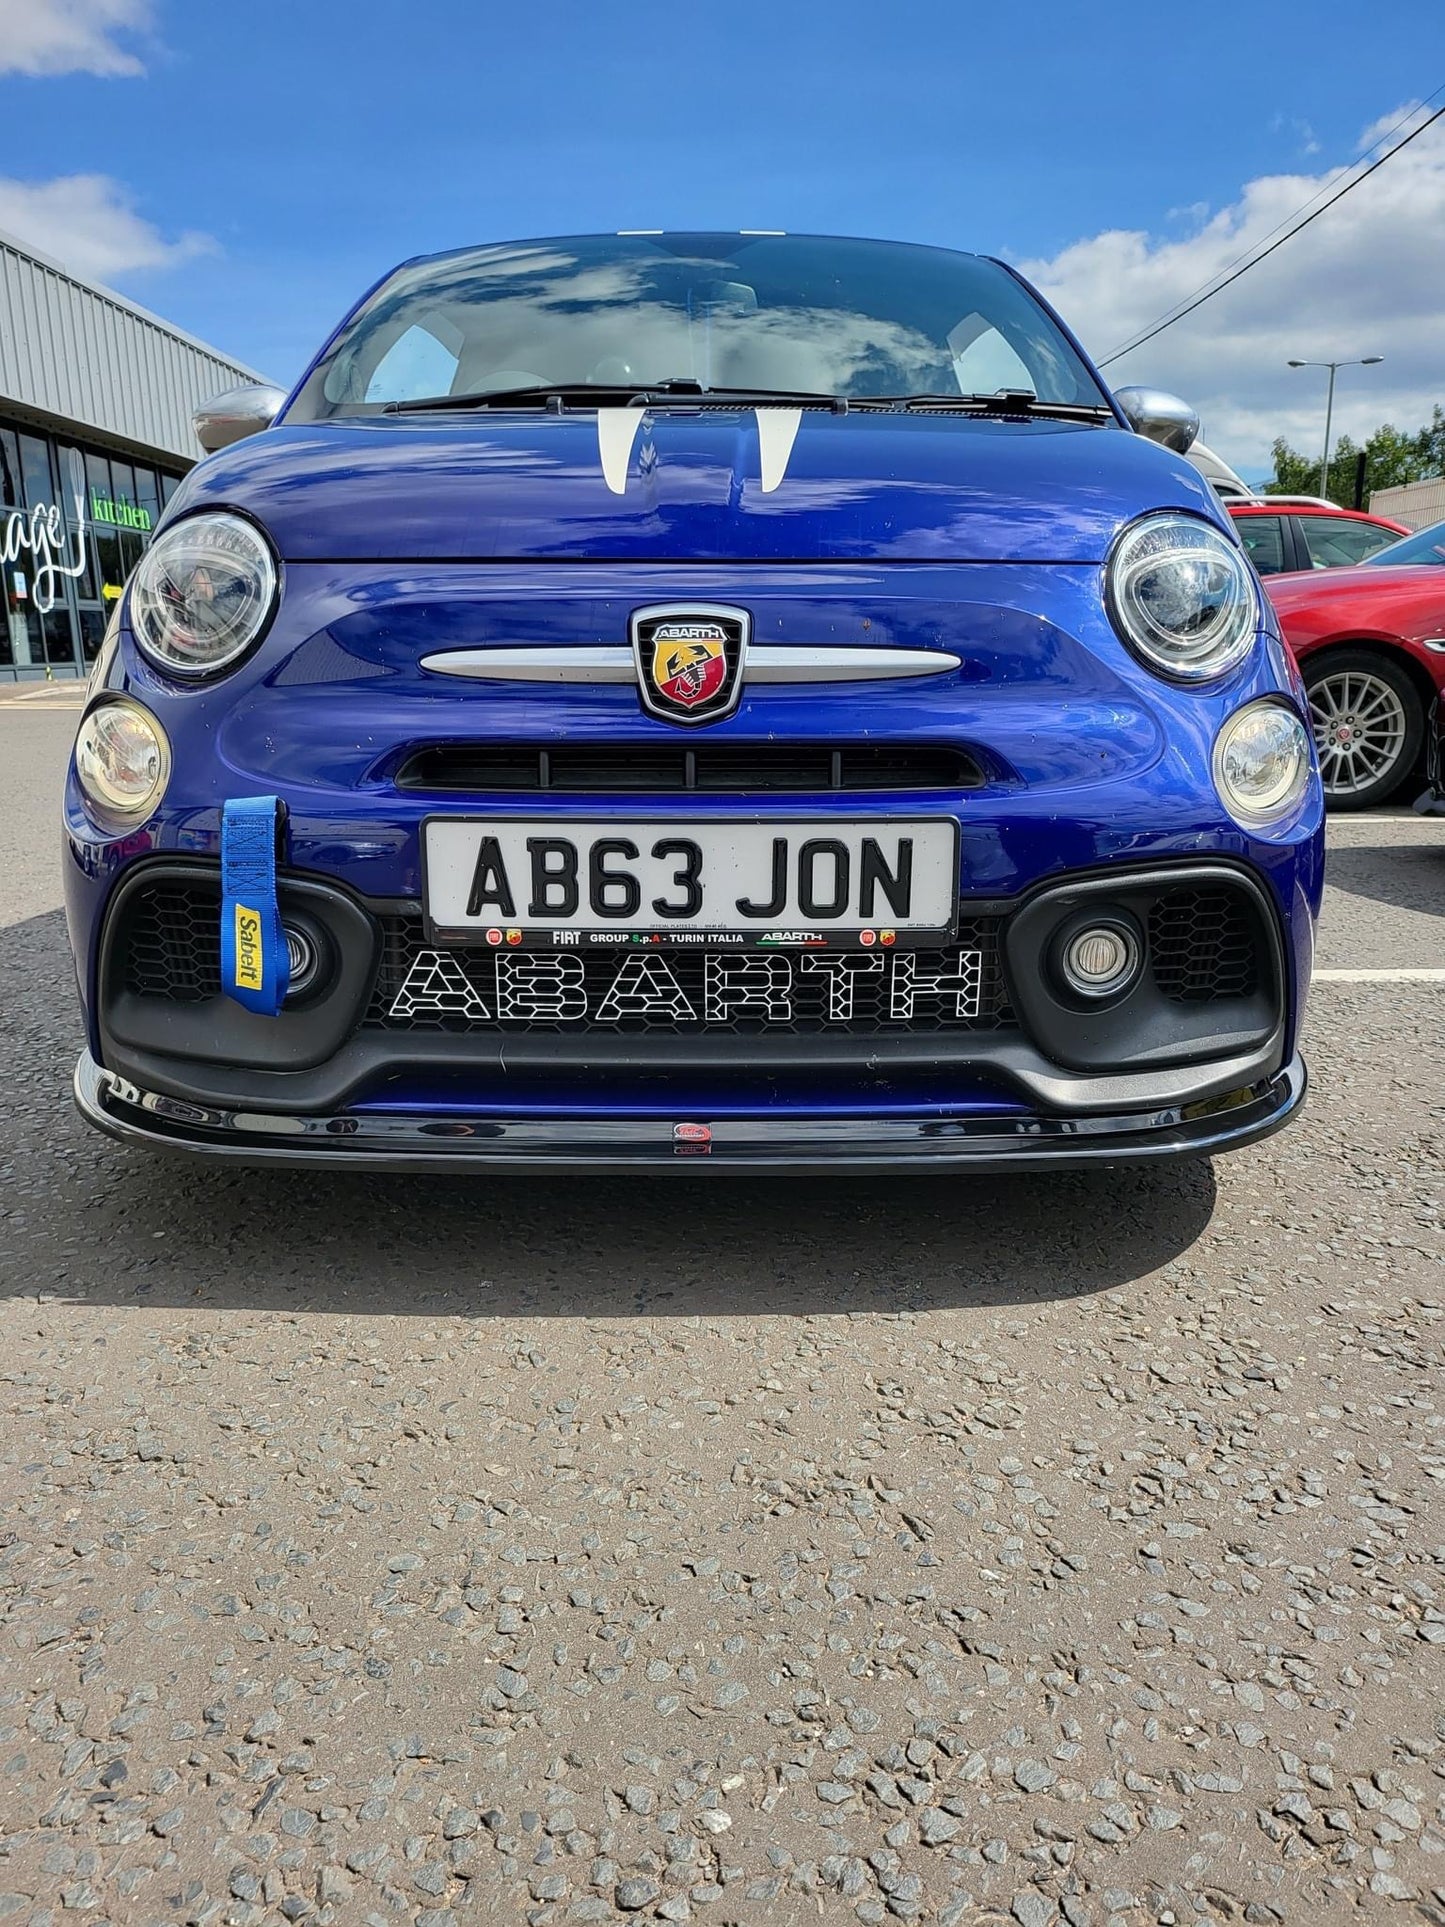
left=193, top=382, right=288, bottom=453
left=1113, top=386, right=1200, bottom=455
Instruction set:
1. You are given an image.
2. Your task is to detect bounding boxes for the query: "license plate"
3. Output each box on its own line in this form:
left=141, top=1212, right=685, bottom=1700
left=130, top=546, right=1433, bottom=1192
left=423, top=817, right=959, bottom=947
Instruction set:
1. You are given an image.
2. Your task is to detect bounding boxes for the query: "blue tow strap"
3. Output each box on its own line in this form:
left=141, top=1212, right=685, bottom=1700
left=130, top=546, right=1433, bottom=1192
left=220, top=796, right=290, bottom=1015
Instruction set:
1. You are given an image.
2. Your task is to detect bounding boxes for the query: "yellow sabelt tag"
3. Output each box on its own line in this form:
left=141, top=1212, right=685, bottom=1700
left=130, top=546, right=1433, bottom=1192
left=233, top=903, right=264, bottom=993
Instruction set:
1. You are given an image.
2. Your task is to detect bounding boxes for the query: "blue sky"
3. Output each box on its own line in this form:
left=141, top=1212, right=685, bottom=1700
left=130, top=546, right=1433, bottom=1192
left=3, top=0, right=1443, bottom=473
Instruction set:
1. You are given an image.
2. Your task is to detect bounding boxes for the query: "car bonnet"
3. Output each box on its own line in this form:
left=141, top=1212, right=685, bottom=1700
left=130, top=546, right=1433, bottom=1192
left=167, top=407, right=1220, bottom=566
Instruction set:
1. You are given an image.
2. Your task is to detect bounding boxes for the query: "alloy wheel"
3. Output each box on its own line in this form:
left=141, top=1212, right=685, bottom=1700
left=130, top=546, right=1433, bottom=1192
left=1308, top=669, right=1409, bottom=799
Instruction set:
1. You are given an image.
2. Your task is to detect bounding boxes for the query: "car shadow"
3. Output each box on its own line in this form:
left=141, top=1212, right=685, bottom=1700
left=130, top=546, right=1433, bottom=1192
left=1323, top=842, right=1445, bottom=918
left=5, top=910, right=1218, bottom=1318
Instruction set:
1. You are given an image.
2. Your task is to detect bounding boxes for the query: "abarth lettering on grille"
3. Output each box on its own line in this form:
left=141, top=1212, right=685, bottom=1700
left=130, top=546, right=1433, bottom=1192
left=388, top=946, right=985, bottom=1024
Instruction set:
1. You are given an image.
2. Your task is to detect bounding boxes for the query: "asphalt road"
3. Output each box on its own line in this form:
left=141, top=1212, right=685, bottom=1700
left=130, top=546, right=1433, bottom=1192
left=1, top=704, right=1441, bottom=1927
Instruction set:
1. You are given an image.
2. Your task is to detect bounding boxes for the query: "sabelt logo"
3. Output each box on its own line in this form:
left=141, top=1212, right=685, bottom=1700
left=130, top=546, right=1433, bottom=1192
left=233, top=904, right=263, bottom=992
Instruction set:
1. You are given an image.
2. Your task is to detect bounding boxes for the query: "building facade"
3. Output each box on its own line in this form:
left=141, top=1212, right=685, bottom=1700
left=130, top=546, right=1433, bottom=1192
left=0, top=228, right=271, bottom=679
left=1370, top=474, right=1445, bottom=532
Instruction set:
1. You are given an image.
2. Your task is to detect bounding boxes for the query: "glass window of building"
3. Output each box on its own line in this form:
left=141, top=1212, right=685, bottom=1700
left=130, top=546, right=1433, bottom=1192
left=2, top=415, right=190, bottom=676
left=135, top=466, right=161, bottom=531
left=84, top=451, right=125, bottom=607
left=42, top=606, right=76, bottom=665
left=108, top=459, right=137, bottom=521
left=78, top=607, right=107, bottom=662
left=0, top=431, right=19, bottom=507
left=56, top=445, right=98, bottom=600
left=19, top=433, right=55, bottom=509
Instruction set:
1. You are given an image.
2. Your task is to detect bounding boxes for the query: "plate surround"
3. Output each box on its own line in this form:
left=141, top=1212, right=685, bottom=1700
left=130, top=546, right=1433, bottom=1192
left=420, top=813, right=961, bottom=949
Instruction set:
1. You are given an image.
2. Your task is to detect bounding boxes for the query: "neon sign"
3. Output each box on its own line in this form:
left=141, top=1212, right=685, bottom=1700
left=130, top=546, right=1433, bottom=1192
left=2, top=448, right=88, bottom=615
left=90, top=488, right=151, bottom=531
left=3, top=505, right=87, bottom=614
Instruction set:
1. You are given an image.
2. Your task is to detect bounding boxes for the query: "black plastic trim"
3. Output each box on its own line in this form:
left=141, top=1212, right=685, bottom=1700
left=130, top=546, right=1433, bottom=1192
left=75, top=1052, right=1306, bottom=1175
left=99, top=861, right=380, bottom=1072
left=1001, top=862, right=1283, bottom=1074
left=93, top=853, right=1290, bottom=1112
left=393, top=740, right=989, bottom=796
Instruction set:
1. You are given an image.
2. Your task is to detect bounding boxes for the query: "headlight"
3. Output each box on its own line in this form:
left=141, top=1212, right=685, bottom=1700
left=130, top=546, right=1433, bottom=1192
left=1214, top=700, right=1312, bottom=825
left=1107, top=513, right=1258, bottom=681
left=74, top=699, right=170, bottom=819
left=129, top=511, right=278, bottom=677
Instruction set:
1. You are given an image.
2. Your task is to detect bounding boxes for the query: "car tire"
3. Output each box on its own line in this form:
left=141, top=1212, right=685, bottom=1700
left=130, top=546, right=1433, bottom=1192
left=1304, top=648, right=1425, bottom=810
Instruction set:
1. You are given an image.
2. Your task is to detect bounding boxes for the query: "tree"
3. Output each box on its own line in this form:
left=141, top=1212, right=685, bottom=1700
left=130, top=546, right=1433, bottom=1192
left=1416, top=405, right=1445, bottom=479
left=1267, top=407, right=1445, bottom=507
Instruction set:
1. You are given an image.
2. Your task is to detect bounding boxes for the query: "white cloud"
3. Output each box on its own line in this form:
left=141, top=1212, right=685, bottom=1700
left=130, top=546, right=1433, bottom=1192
left=1270, top=114, right=1321, bottom=159
left=1020, top=106, right=1445, bottom=478
left=0, top=0, right=152, bottom=77
left=0, top=173, right=215, bottom=282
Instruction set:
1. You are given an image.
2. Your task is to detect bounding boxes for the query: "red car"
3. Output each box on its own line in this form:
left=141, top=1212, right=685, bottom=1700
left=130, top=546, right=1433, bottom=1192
left=1264, top=565, right=1445, bottom=808
left=1228, top=499, right=1409, bottom=576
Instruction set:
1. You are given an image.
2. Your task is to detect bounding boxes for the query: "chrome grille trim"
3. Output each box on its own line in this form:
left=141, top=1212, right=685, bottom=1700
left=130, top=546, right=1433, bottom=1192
left=419, top=644, right=961, bottom=683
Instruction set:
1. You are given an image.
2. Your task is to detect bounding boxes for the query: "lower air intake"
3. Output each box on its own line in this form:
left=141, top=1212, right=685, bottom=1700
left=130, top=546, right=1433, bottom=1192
left=1148, top=887, right=1260, bottom=1003
left=367, top=917, right=1015, bottom=1036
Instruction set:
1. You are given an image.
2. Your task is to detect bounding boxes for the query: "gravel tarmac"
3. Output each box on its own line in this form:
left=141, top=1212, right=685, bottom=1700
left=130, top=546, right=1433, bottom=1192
left=0, top=712, right=1441, bottom=1926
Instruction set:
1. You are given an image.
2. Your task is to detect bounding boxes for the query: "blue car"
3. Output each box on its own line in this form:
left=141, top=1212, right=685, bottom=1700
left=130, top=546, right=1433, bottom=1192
left=64, top=232, right=1324, bottom=1172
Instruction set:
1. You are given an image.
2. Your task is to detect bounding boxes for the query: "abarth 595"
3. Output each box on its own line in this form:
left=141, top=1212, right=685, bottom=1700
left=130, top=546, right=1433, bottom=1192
left=65, top=232, right=1324, bottom=1170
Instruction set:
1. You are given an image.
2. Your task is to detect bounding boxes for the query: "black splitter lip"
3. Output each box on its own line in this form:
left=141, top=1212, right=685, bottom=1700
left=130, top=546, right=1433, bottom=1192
left=75, top=1052, right=1305, bottom=1175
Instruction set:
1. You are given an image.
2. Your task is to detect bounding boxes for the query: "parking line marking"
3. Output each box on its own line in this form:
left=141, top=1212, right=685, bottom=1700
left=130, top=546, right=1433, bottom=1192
left=1313, top=968, right=1445, bottom=982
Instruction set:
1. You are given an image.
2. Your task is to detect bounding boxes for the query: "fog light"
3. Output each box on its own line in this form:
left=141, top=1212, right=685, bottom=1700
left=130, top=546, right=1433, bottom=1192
left=74, top=699, right=169, bottom=819
left=1214, top=700, right=1312, bottom=825
left=284, top=924, right=319, bottom=998
left=1060, top=921, right=1139, bottom=997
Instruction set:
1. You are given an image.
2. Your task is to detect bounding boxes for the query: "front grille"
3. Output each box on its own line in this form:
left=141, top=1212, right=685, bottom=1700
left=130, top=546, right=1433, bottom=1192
left=120, top=879, right=223, bottom=1001
left=1148, top=888, right=1259, bottom=1002
left=395, top=742, right=986, bottom=795
left=110, top=876, right=1264, bottom=1029
left=369, top=917, right=1015, bottom=1036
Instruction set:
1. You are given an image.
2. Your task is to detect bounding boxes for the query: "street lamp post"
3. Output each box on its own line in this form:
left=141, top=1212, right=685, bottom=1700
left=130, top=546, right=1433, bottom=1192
left=1287, top=356, right=1384, bottom=496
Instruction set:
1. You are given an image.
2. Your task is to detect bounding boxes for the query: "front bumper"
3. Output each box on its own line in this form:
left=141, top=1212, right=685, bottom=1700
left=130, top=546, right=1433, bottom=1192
left=75, top=1051, right=1305, bottom=1173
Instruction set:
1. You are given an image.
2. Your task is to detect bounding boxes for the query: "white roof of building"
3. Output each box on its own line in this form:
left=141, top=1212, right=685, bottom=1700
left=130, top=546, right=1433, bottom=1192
left=0, top=227, right=273, bottom=466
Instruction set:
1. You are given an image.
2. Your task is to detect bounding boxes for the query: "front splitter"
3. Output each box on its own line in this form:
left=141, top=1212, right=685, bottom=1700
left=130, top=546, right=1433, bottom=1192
left=74, top=1052, right=1306, bottom=1174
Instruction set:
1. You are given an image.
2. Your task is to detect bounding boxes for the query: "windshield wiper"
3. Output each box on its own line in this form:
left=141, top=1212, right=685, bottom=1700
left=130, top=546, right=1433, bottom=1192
left=383, top=379, right=849, bottom=414
left=385, top=382, right=647, bottom=414
left=382, top=381, right=1108, bottom=420
left=860, top=391, right=1115, bottom=421
left=675, top=384, right=850, bottom=410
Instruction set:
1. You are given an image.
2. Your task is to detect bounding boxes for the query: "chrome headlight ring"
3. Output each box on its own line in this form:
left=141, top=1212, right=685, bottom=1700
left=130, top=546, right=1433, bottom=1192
left=1107, top=512, right=1259, bottom=683
left=128, top=510, right=279, bottom=679
left=1213, top=699, right=1314, bottom=827
left=74, top=696, right=171, bottom=822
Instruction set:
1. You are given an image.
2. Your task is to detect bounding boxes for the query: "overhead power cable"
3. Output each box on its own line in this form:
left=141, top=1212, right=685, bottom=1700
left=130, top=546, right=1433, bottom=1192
left=1098, top=98, right=1445, bottom=368
left=1104, top=89, right=1445, bottom=356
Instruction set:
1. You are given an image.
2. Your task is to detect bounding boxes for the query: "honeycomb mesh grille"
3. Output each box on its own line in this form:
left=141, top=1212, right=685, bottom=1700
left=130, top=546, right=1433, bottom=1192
left=367, top=916, right=1016, bottom=1036
left=120, top=879, right=223, bottom=1002
left=112, top=877, right=1265, bottom=1023
left=1148, top=887, right=1259, bottom=1002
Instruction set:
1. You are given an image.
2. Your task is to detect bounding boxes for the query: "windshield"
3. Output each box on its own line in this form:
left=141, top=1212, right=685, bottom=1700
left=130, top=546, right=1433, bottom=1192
left=288, top=232, right=1109, bottom=418
left=1363, top=517, right=1445, bottom=566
